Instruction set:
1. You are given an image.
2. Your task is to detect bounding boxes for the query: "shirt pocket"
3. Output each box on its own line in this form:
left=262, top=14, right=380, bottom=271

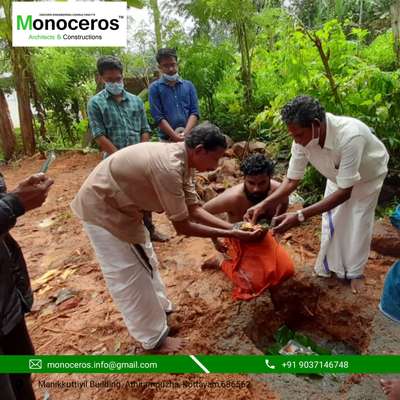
left=182, top=100, right=192, bottom=114
left=324, top=151, right=340, bottom=177
left=125, top=105, right=142, bottom=133
left=103, top=107, right=124, bottom=131
left=179, top=89, right=192, bottom=112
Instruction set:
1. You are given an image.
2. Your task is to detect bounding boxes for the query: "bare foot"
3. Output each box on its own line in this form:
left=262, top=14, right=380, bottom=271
left=201, top=254, right=223, bottom=270
left=350, top=277, right=365, bottom=294
left=380, top=379, right=400, bottom=399
left=151, top=336, right=187, bottom=354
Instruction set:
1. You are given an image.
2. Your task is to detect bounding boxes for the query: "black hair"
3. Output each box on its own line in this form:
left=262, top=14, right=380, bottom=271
left=97, top=56, right=123, bottom=75
left=156, top=48, right=178, bottom=64
left=185, top=122, right=227, bottom=151
left=281, top=95, right=326, bottom=127
left=240, top=154, right=275, bottom=176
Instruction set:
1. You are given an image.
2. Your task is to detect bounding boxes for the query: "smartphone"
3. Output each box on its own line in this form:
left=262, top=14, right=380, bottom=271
left=39, top=151, right=56, bottom=173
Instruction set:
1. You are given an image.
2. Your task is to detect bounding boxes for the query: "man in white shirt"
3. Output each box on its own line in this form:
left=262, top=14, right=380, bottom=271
left=245, top=96, right=389, bottom=294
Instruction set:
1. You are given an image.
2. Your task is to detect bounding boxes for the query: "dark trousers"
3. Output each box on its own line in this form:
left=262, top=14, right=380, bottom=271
left=0, top=318, right=36, bottom=400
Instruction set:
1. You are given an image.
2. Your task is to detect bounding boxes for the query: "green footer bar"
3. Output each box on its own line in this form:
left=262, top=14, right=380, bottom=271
left=1, top=355, right=400, bottom=374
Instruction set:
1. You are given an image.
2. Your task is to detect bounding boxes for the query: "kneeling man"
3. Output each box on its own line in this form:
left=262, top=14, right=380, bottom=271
left=203, top=154, right=294, bottom=300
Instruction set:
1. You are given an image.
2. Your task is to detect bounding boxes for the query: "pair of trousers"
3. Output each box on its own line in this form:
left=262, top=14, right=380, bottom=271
left=0, top=318, right=36, bottom=400
left=83, top=222, right=173, bottom=349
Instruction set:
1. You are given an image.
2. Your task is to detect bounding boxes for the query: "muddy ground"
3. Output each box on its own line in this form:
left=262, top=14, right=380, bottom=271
left=2, top=151, right=398, bottom=400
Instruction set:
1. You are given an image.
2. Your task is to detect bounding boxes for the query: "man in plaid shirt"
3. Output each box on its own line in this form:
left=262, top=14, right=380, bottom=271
left=87, top=56, right=168, bottom=242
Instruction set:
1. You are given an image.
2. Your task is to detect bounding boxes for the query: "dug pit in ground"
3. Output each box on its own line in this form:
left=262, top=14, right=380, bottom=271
left=214, top=264, right=377, bottom=355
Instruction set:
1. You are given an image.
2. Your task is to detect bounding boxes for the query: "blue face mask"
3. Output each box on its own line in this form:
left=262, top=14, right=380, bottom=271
left=163, top=73, right=179, bottom=82
left=105, top=82, right=124, bottom=95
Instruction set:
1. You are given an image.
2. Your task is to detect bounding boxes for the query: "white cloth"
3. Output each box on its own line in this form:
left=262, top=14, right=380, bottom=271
left=314, top=174, right=385, bottom=279
left=286, top=113, right=389, bottom=278
left=287, top=113, right=389, bottom=192
left=83, top=222, right=173, bottom=350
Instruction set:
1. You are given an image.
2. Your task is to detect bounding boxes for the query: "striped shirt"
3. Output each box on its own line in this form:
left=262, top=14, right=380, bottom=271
left=87, top=89, right=150, bottom=153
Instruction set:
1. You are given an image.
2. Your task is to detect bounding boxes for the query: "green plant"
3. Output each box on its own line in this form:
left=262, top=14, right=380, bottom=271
left=376, top=197, right=400, bottom=219
left=299, top=166, right=326, bottom=206
left=267, top=325, right=331, bottom=355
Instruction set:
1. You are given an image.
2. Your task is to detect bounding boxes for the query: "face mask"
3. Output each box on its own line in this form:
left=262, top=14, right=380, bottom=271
left=163, top=73, right=179, bottom=82
left=105, top=82, right=124, bottom=95
left=305, top=124, right=320, bottom=149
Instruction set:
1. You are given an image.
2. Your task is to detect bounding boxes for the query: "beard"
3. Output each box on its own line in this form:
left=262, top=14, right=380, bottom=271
left=243, top=185, right=269, bottom=205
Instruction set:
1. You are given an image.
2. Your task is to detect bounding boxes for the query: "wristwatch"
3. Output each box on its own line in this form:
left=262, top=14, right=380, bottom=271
left=296, top=210, right=306, bottom=223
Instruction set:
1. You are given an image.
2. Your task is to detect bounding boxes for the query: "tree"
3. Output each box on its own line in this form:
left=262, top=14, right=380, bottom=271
left=12, top=52, right=36, bottom=155
left=300, top=22, right=342, bottom=108
left=0, top=45, right=16, bottom=159
left=128, top=22, right=157, bottom=87
left=288, top=0, right=392, bottom=37
left=1, top=0, right=38, bottom=155
left=32, top=48, right=99, bottom=143
left=148, top=0, right=162, bottom=49
left=169, top=0, right=261, bottom=112
left=180, top=38, right=235, bottom=118
left=0, top=87, right=16, bottom=160
left=391, top=0, right=400, bottom=65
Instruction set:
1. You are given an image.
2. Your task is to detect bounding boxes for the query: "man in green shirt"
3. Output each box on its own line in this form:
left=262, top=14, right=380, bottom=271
left=87, top=56, right=168, bottom=242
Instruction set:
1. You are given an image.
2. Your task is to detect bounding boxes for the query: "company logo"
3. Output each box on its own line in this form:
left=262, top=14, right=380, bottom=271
left=16, top=15, right=120, bottom=31
left=12, top=2, right=127, bottom=47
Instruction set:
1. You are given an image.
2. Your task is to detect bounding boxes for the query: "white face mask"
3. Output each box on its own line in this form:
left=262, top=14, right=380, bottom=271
left=163, top=73, right=179, bottom=82
left=305, top=124, right=320, bottom=149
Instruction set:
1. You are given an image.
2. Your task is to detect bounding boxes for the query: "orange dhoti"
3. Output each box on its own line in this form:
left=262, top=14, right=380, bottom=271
left=221, top=232, right=294, bottom=300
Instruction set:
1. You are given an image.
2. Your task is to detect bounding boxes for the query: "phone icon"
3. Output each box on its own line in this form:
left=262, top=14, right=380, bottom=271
left=265, top=359, right=276, bottom=369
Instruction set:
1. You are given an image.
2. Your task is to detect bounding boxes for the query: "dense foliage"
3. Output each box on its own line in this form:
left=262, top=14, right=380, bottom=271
left=0, top=0, right=398, bottom=204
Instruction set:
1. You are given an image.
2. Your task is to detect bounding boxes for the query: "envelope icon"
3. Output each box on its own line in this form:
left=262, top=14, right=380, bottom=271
left=29, top=359, right=42, bottom=369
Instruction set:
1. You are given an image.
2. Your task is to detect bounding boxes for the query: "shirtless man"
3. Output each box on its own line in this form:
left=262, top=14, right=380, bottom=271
left=202, top=153, right=288, bottom=264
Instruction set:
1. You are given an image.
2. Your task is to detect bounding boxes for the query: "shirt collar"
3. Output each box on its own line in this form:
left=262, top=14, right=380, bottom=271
left=324, top=113, right=335, bottom=150
left=160, top=76, right=183, bottom=85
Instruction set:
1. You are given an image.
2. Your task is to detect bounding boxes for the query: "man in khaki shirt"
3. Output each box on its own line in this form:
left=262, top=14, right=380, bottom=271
left=71, top=122, right=262, bottom=353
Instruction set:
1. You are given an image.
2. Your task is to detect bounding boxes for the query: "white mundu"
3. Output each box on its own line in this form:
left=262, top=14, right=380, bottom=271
left=287, top=113, right=389, bottom=279
left=83, top=222, right=173, bottom=350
